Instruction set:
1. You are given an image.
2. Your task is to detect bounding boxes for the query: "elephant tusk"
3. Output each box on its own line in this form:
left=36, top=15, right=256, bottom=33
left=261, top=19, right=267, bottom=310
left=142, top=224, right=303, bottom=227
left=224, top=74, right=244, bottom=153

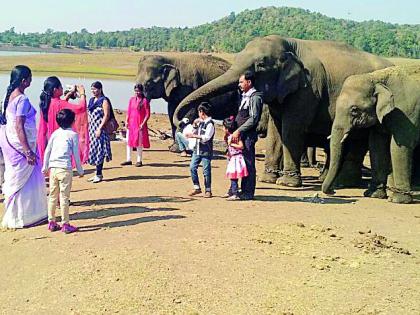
left=327, top=135, right=332, bottom=140
left=340, top=133, right=349, bottom=143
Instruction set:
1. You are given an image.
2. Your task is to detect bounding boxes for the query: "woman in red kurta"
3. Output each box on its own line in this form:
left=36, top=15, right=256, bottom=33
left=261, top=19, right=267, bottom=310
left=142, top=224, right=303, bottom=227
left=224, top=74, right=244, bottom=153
left=37, top=76, right=88, bottom=165
left=121, top=84, right=150, bottom=167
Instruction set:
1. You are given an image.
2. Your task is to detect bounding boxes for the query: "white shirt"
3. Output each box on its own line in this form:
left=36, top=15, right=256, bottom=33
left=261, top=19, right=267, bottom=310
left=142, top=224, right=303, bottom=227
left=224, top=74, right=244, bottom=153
left=42, top=128, right=84, bottom=175
left=239, top=87, right=257, bottom=111
left=194, top=116, right=215, bottom=154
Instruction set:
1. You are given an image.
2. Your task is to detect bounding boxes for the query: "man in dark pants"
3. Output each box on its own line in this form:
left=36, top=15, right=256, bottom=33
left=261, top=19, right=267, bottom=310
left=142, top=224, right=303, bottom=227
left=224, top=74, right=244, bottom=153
left=232, top=71, right=263, bottom=200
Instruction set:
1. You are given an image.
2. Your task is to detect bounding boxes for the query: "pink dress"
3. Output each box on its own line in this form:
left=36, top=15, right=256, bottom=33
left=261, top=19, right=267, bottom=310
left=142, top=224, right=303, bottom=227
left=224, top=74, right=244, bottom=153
left=37, top=98, right=89, bottom=164
left=226, top=135, right=248, bottom=179
left=126, top=96, right=150, bottom=148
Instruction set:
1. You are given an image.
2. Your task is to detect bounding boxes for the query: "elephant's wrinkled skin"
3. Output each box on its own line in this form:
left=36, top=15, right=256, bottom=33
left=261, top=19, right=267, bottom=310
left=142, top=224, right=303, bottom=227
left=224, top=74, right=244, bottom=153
left=135, top=54, right=238, bottom=147
left=322, top=67, right=420, bottom=203
left=175, top=36, right=393, bottom=186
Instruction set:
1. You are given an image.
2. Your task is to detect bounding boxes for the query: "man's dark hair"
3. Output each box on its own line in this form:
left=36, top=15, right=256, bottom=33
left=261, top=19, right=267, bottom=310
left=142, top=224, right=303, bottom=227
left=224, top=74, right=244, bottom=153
left=56, top=109, right=75, bottom=129
left=242, top=70, right=255, bottom=86
left=197, top=102, right=212, bottom=116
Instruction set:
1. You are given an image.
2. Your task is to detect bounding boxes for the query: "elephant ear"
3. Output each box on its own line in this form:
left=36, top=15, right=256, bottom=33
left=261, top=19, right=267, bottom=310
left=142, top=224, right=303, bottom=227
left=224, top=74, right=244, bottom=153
left=161, top=64, right=180, bottom=97
left=374, top=83, right=395, bottom=123
left=276, top=52, right=306, bottom=103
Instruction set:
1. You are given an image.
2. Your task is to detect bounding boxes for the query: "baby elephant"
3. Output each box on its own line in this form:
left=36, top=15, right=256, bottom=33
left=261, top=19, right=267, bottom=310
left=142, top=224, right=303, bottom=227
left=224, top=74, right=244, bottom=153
left=323, top=66, right=420, bottom=203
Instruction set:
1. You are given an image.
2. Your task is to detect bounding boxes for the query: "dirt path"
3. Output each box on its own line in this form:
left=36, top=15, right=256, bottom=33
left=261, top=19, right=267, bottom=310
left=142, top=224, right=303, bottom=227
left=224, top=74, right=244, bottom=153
left=1, top=114, right=419, bottom=314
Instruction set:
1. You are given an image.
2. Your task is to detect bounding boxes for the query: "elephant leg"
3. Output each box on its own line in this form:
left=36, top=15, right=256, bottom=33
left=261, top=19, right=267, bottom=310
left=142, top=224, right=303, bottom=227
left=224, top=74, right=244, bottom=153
left=334, top=137, right=367, bottom=188
left=307, top=146, right=317, bottom=167
left=318, top=147, right=330, bottom=182
left=167, top=102, right=180, bottom=152
left=259, top=115, right=282, bottom=183
left=277, top=126, right=304, bottom=187
left=300, top=151, right=310, bottom=168
left=364, top=130, right=390, bottom=199
left=388, top=137, right=413, bottom=204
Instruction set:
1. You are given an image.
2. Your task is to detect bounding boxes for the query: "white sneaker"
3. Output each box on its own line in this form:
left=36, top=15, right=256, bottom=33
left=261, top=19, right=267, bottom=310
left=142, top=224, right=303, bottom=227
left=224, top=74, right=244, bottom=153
left=91, top=175, right=103, bottom=183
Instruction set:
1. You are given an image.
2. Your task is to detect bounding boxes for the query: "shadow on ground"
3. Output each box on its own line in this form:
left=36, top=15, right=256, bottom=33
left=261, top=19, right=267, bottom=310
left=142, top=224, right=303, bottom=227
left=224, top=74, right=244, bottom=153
left=254, top=195, right=357, bottom=204
left=79, top=214, right=186, bottom=230
left=71, top=205, right=179, bottom=220
left=72, top=196, right=193, bottom=207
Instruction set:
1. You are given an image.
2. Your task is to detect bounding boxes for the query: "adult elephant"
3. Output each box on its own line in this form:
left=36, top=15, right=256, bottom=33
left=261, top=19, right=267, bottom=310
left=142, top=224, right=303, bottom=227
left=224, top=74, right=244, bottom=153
left=174, top=35, right=393, bottom=187
left=135, top=54, right=238, bottom=150
left=322, top=66, right=420, bottom=203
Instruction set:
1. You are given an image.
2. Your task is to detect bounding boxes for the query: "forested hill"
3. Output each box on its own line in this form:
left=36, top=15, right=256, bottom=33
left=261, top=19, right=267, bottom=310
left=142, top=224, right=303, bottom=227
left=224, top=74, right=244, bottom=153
left=1, top=7, right=418, bottom=58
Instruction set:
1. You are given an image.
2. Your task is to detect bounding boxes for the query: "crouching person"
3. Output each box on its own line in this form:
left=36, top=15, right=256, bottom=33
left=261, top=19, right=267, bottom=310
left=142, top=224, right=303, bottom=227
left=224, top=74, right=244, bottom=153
left=42, top=109, right=84, bottom=234
left=186, top=102, right=215, bottom=198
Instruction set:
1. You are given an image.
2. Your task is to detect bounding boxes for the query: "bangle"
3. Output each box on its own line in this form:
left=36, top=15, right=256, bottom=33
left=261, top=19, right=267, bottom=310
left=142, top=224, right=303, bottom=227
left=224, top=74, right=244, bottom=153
left=80, top=93, right=86, bottom=97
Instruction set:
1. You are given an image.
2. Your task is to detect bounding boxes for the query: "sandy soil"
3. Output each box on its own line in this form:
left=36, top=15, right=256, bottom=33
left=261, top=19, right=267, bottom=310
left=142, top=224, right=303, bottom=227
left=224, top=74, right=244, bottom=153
left=0, top=113, right=419, bottom=314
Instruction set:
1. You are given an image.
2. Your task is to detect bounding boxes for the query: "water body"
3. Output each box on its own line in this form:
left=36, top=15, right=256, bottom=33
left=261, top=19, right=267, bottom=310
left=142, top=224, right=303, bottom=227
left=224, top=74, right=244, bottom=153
left=0, top=51, right=46, bottom=56
left=0, top=73, right=168, bottom=114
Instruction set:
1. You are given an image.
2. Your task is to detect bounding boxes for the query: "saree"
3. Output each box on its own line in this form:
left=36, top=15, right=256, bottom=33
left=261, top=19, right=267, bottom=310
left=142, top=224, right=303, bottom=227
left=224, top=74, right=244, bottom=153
left=1, top=95, right=47, bottom=228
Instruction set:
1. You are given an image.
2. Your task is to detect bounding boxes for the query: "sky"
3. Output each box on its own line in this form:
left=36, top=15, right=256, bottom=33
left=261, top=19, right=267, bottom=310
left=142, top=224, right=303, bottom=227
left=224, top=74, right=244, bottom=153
left=1, top=0, right=418, bottom=33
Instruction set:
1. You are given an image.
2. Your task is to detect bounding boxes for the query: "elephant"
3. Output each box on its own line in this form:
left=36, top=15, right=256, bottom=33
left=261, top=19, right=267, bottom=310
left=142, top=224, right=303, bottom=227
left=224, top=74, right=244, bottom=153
left=135, top=54, right=238, bottom=149
left=322, top=66, right=420, bottom=203
left=174, top=35, right=393, bottom=187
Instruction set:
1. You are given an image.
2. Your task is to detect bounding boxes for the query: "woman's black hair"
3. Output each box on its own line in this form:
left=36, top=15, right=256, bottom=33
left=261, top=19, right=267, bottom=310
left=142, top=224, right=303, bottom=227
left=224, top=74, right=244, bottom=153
left=91, top=81, right=104, bottom=96
left=134, top=83, right=145, bottom=97
left=2, top=65, right=31, bottom=115
left=56, top=108, right=75, bottom=129
left=223, top=116, right=237, bottom=133
left=39, top=76, right=62, bottom=122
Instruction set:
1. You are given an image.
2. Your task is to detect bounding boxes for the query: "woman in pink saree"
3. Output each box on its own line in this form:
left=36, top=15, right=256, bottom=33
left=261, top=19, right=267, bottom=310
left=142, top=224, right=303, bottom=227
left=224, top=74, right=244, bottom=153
left=0, top=65, right=47, bottom=228
left=37, top=76, right=88, bottom=165
left=120, top=84, right=150, bottom=167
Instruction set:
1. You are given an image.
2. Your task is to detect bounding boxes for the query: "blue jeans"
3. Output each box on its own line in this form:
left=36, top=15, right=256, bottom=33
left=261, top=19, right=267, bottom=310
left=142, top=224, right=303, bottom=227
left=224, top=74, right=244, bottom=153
left=175, top=132, right=189, bottom=152
left=229, top=179, right=239, bottom=195
left=190, top=152, right=212, bottom=192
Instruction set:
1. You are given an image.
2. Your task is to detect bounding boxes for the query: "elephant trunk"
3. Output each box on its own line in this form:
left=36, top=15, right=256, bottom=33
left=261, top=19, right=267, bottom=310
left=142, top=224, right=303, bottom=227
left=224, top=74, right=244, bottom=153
left=173, top=68, right=241, bottom=126
left=322, top=126, right=349, bottom=194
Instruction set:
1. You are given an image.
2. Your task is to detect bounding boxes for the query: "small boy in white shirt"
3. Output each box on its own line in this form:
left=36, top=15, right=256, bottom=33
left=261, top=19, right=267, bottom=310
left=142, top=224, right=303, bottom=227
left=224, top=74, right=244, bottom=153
left=42, top=109, right=84, bottom=234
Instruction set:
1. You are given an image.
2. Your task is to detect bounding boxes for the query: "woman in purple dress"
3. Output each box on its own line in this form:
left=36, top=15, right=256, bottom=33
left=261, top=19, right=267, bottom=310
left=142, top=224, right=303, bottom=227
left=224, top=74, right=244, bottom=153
left=0, top=65, right=47, bottom=228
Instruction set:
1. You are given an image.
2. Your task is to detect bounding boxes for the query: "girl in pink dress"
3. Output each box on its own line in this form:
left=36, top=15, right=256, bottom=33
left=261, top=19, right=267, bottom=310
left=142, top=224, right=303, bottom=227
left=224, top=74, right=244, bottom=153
left=223, top=117, right=248, bottom=200
left=121, top=84, right=150, bottom=167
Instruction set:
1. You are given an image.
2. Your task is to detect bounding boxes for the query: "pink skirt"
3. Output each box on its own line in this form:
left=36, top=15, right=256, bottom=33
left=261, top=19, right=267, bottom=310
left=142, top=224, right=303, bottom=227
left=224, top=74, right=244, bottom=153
left=226, top=155, right=248, bottom=179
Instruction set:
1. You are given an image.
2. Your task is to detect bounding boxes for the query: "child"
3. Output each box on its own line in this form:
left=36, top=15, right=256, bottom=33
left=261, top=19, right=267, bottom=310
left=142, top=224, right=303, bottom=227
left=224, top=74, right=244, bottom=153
left=185, top=102, right=215, bottom=198
left=223, top=117, right=248, bottom=201
left=175, top=117, right=195, bottom=157
left=42, top=109, right=84, bottom=234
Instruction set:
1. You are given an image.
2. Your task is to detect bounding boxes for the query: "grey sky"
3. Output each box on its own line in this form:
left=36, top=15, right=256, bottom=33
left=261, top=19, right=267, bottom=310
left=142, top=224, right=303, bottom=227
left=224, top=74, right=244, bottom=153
left=1, top=0, right=418, bottom=33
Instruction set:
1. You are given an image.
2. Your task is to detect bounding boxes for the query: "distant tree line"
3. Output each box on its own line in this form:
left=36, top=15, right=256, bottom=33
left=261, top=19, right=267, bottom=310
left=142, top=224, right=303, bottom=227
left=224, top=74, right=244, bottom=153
left=0, top=7, right=418, bottom=58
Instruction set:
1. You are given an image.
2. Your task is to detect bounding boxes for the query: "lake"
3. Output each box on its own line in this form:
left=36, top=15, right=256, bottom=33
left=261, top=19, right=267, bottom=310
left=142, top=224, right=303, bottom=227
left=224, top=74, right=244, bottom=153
left=0, top=73, right=168, bottom=114
left=0, top=51, right=46, bottom=56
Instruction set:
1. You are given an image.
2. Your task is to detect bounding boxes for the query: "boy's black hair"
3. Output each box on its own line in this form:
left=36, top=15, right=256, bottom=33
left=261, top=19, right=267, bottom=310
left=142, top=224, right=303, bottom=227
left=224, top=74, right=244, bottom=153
left=56, top=109, right=75, bottom=129
left=197, top=102, right=212, bottom=116
left=223, top=117, right=237, bottom=133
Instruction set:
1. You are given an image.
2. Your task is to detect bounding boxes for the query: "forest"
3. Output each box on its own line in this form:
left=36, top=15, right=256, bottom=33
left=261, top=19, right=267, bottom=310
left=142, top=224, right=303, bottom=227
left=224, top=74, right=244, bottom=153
left=0, top=7, right=418, bottom=58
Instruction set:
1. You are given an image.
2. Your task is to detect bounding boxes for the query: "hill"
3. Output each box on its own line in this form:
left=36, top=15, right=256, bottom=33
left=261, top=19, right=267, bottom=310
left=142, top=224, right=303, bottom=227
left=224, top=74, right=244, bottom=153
left=0, top=7, right=419, bottom=58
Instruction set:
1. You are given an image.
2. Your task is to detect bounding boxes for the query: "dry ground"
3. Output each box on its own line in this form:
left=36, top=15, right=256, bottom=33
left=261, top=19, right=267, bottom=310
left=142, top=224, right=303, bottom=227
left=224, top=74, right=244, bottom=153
left=0, top=113, right=419, bottom=314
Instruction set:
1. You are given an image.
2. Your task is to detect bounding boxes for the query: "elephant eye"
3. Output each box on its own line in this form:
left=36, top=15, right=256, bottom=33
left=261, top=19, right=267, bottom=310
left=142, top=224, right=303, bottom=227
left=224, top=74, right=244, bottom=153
left=350, top=106, right=359, bottom=116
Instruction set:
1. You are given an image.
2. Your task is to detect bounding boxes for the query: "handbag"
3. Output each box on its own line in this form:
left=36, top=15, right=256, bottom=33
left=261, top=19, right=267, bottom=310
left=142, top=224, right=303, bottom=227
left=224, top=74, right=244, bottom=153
left=104, top=115, right=119, bottom=135
left=103, top=101, right=119, bottom=135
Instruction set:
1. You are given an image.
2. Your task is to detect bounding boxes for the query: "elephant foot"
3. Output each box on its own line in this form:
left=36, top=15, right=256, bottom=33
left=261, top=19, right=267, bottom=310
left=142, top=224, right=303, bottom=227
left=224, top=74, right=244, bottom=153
left=276, top=172, right=302, bottom=187
left=168, top=142, right=180, bottom=153
left=258, top=170, right=279, bottom=183
left=363, top=188, right=387, bottom=199
left=388, top=192, right=413, bottom=204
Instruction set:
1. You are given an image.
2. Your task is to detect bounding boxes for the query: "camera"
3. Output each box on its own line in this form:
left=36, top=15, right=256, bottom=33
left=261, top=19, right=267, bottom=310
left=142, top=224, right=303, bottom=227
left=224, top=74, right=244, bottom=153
left=64, top=85, right=78, bottom=99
